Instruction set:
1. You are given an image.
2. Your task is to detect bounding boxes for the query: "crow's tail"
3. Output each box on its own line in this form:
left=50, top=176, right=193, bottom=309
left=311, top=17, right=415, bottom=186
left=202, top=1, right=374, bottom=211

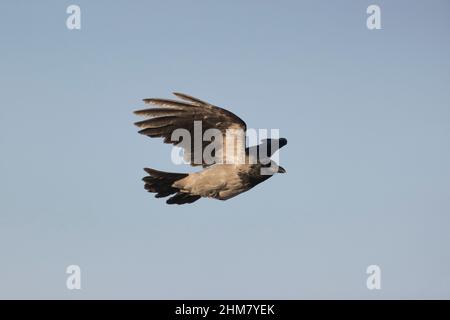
left=142, top=168, right=201, bottom=205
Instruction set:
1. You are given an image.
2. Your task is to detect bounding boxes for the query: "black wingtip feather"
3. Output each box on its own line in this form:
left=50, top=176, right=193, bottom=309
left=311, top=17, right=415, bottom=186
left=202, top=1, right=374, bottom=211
left=172, top=92, right=209, bottom=105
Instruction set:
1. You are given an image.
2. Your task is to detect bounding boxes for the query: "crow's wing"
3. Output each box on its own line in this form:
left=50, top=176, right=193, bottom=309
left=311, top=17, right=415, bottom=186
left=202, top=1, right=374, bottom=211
left=134, top=92, right=247, bottom=167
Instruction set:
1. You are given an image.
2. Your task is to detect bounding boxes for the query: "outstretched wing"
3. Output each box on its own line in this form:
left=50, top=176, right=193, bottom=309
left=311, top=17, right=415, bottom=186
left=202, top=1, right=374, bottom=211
left=134, top=92, right=247, bottom=167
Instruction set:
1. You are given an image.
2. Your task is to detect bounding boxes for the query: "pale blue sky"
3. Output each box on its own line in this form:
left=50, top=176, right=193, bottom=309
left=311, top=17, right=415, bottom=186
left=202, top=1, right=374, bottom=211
left=1, top=0, right=449, bottom=299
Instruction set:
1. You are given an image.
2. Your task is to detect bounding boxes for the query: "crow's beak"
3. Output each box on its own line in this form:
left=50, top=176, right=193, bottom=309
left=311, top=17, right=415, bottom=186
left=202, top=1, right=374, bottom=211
left=278, top=166, right=286, bottom=173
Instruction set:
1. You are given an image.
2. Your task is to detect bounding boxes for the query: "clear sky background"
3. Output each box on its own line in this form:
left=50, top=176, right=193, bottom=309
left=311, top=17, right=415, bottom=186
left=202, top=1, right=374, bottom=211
left=1, top=0, right=449, bottom=299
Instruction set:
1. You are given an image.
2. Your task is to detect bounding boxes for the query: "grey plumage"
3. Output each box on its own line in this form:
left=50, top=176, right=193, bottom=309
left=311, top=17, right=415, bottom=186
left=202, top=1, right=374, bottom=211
left=134, top=93, right=287, bottom=205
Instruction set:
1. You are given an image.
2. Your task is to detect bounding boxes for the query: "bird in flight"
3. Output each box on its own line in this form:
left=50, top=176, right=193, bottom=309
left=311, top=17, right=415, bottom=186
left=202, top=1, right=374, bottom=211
left=134, top=92, right=287, bottom=205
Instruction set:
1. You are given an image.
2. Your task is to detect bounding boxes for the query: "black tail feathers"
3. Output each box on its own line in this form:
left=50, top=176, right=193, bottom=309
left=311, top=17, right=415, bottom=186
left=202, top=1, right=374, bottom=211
left=142, top=168, right=201, bottom=205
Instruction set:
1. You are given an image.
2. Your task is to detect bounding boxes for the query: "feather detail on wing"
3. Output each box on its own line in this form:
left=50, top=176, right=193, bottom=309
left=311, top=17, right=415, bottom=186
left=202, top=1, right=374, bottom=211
left=134, top=93, right=247, bottom=167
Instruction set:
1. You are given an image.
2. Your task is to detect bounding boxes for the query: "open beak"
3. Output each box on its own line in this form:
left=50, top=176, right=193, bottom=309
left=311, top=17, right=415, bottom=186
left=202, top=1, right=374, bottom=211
left=277, top=166, right=286, bottom=173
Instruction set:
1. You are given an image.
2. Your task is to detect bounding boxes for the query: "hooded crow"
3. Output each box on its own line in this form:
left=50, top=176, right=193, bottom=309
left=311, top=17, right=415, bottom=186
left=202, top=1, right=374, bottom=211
left=134, top=92, right=287, bottom=205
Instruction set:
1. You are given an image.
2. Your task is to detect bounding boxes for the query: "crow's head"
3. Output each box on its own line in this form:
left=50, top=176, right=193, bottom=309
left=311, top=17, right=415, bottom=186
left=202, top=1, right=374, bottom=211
left=277, top=165, right=286, bottom=174
left=259, top=138, right=288, bottom=156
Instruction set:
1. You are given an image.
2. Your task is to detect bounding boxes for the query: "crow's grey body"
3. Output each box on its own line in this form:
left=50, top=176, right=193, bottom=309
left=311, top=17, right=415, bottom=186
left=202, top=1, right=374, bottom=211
left=173, top=162, right=277, bottom=200
left=134, top=93, right=287, bottom=205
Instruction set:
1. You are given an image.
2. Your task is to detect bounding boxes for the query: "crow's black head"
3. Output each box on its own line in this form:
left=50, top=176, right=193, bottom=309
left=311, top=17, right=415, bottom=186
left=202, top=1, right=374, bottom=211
left=258, top=138, right=288, bottom=157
